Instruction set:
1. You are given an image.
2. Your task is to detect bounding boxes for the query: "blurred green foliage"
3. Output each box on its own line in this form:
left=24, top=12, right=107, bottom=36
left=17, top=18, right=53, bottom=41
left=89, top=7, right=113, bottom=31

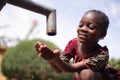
left=109, top=58, right=120, bottom=70
left=1, top=39, right=73, bottom=80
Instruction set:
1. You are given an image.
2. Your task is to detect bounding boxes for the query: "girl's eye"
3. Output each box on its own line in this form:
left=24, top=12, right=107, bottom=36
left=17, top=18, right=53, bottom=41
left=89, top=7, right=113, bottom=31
left=79, top=22, right=83, bottom=27
left=89, top=24, right=97, bottom=30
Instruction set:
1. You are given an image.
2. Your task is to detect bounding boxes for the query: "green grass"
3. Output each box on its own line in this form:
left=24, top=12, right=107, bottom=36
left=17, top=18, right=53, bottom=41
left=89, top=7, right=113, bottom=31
left=0, top=55, right=7, bottom=80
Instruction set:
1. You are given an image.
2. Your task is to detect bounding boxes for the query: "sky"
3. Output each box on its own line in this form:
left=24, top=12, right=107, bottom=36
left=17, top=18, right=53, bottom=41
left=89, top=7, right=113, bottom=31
left=0, top=0, right=120, bottom=59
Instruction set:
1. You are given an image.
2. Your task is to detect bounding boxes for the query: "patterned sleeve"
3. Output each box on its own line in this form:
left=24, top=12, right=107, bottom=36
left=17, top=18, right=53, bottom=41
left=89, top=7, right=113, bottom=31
left=84, top=50, right=109, bottom=71
left=60, top=38, right=77, bottom=63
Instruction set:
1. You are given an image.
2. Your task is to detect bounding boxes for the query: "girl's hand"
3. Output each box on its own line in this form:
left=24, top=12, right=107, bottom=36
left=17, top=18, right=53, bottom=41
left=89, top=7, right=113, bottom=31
left=35, top=41, right=58, bottom=60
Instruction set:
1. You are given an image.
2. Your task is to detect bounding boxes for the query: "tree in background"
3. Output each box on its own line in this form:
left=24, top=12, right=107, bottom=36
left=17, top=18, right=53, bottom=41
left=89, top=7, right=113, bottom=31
left=1, top=39, right=73, bottom=80
left=109, top=58, right=120, bottom=70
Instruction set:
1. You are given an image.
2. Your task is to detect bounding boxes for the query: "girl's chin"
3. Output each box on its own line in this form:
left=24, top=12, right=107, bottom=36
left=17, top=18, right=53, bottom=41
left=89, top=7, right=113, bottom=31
left=78, top=38, right=87, bottom=43
left=78, top=39, right=86, bottom=43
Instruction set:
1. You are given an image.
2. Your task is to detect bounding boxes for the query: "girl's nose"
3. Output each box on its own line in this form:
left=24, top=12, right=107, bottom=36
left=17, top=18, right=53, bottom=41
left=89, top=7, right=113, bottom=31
left=80, top=25, right=88, bottom=32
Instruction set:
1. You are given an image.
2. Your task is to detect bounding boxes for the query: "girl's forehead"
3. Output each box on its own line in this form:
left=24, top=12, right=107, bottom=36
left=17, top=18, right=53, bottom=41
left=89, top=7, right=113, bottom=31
left=83, top=12, right=99, bottom=20
left=81, top=12, right=101, bottom=25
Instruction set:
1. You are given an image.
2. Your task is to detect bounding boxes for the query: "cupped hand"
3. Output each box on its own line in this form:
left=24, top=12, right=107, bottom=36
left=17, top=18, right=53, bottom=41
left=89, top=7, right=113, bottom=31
left=35, top=41, right=60, bottom=60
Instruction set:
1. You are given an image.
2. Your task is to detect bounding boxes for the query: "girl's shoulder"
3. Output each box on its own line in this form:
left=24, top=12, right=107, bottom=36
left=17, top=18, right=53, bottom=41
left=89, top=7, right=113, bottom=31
left=68, top=37, right=78, bottom=45
left=98, top=45, right=109, bottom=55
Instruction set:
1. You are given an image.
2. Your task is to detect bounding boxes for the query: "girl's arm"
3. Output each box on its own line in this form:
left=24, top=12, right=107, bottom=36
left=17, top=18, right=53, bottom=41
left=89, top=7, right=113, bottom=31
left=49, top=55, right=87, bottom=73
left=35, top=42, right=109, bottom=73
left=49, top=49, right=109, bottom=73
left=35, top=42, right=87, bottom=73
left=48, top=61, right=62, bottom=73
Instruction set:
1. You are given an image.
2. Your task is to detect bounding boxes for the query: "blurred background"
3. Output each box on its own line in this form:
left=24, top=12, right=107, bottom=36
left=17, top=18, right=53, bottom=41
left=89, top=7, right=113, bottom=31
left=0, top=0, right=120, bottom=59
left=0, top=0, right=120, bottom=80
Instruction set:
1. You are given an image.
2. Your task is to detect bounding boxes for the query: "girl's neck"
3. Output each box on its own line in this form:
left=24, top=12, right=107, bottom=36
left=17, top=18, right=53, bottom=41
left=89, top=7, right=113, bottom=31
left=79, top=42, right=99, bottom=54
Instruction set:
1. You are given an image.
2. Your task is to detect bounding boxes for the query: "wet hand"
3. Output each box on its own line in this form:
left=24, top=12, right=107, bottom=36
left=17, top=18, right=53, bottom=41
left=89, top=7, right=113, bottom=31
left=35, top=41, right=56, bottom=60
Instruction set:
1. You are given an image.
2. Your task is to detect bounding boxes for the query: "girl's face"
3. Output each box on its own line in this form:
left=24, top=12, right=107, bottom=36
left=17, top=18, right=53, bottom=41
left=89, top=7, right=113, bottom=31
left=77, top=12, right=103, bottom=44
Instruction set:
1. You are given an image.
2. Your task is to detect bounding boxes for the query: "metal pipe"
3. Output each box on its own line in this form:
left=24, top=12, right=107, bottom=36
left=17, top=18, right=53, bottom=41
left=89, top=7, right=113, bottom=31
left=7, top=0, right=54, bottom=16
left=47, top=10, right=56, bottom=35
left=0, top=0, right=7, bottom=10
left=1, top=0, right=57, bottom=36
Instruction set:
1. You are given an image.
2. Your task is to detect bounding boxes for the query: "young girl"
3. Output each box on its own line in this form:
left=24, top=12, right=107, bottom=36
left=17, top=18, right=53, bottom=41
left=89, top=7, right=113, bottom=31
left=35, top=10, right=120, bottom=80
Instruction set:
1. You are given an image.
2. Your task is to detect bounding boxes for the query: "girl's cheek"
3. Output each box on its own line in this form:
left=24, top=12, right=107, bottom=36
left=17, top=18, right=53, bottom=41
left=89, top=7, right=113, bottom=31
left=77, top=27, right=80, bottom=32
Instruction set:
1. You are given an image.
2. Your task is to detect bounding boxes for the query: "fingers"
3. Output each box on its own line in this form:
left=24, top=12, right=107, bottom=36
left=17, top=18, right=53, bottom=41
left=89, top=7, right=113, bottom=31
left=35, top=41, right=54, bottom=59
left=35, top=41, right=44, bottom=52
left=35, top=42, right=45, bottom=57
left=35, top=41, right=42, bottom=49
left=36, top=43, right=47, bottom=57
left=35, top=41, right=40, bottom=51
left=35, top=41, right=59, bottom=60
left=53, top=49, right=60, bottom=55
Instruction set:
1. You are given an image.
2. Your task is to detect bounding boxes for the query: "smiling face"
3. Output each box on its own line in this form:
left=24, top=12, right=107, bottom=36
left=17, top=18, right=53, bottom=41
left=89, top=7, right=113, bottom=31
left=77, top=12, right=104, bottom=44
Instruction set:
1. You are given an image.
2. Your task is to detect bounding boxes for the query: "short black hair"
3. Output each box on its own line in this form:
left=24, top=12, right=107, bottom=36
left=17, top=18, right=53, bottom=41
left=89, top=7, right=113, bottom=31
left=85, top=10, right=109, bottom=37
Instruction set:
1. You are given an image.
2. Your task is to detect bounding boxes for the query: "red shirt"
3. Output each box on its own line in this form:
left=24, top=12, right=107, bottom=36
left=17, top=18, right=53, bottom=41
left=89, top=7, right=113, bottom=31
left=61, top=38, right=109, bottom=80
